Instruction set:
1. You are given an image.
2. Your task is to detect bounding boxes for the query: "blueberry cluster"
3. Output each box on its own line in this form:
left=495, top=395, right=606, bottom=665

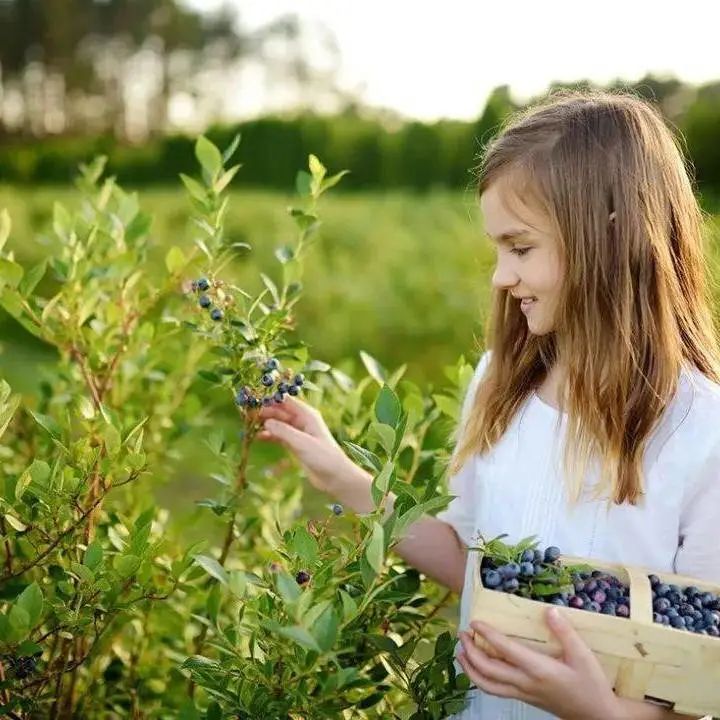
left=1, top=653, right=39, bottom=679
left=190, top=277, right=224, bottom=321
left=235, top=357, right=305, bottom=409
left=481, top=544, right=631, bottom=618
left=650, top=574, right=720, bottom=636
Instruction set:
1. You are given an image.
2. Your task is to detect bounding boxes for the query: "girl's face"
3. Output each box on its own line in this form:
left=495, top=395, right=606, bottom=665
left=480, top=179, right=564, bottom=336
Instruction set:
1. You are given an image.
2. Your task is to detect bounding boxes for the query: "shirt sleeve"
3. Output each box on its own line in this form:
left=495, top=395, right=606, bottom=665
left=675, top=436, right=720, bottom=582
left=435, top=350, right=492, bottom=547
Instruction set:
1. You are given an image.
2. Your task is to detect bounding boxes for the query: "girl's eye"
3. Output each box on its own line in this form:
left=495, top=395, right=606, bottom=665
left=511, top=247, right=531, bottom=257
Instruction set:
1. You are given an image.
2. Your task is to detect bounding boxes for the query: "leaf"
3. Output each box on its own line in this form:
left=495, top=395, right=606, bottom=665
left=16, top=582, right=43, bottom=627
left=0, top=258, right=24, bottom=289
left=53, top=202, right=72, bottom=240
left=277, top=625, right=320, bottom=652
left=433, top=393, right=458, bottom=418
left=8, top=604, right=29, bottom=640
left=27, top=409, right=62, bottom=438
left=375, top=384, right=401, bottom=428
left=365, top=522, right=385, bottom=575
left=103, top=422, right=122, bottom=458
left=115, top=554, right=141, bottom=578
left=180, top=173, right=207, bottom=202
left=292, top=526, right=319, bottom=563
left=310, top=604, right=339, bottom=652
left=195, top=136, right=223, bottom=180
left=4, top=513, right=27, bottom=532
left=15, top=468, right=31, bottom=501
left=360, top=350, right=387, bottom=385
left=165, top=246, right=186, bottom=275
left=320, top=170, right=350, bottom=194
left=275, top=571, right=301, bottom=605
left=371, top=462, right=394, bottom=507
left=343, top=441, right=382, bottom=473
left=192, top=555, right=228, bottom=585
left=274, top=245, right=294, bottom=264
left=18, top=259, right=47, bottom=296
left=0, top=208, right=10, bottom=252
left=369, top=422, right=395, bottom=457
left=260, top=273, right=280, bottom=305
left=84, top=541, right=103, bottom=570
left=295, top=170, right=312, bottom=197
left=29, top=459, right=50, bottom=485
left=222, top=133, right=241, bottom=164
left=214, top=164, right=241, bottom=193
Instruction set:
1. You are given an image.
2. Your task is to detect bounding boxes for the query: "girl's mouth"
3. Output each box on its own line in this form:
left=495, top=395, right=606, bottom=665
left=520, top=297, right=537, bottom=313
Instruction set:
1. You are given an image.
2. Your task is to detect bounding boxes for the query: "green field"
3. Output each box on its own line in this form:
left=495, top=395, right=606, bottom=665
left=0, top=185, right=501, bottom=396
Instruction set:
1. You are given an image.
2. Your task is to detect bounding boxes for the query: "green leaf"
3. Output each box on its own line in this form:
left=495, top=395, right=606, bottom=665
left=103, top=422, right=121, bottom=457
left=369, top=422, right=395, bottom=456
left=8, top=604, right=29, bottom=640
left=192, top=554, right=228, bottom=585
left=206, top=701, right=222, bottom=720
left=19, top=259, right=47, bottom=296
left=370, top=462, right=394, bottom=507
left=311, top=604, right=339, bottom=652
left=27, top=409, right=62, bottom=438
left=275, top=571, right=301, bottom=605
left=0, top=208, right=10, bottom=252
left=295, top=170, right=312, bottom=197
left=0, top=258, right=24, bottom=289
left=4, top=513, right=27, bottom=532
left=165, top=246, right=186, bottom=275
left=343, top=441, right=382, bottom=473
left=84, top=541, right=103, bottom=570
left=15, top=468, right=31, bottom=501
left=291, top=526, right=319, bottom=563
left=214, top=164, right=242, bottom=193
left=195, top=136, right=223, bottom=180
left=53, top=202, right=72, bottom=240
left=433, top=393, right=458, bottom=418
left=360, top=350, right=387, bottom=385
left=29, top=459, right=51, bottom=485
left=16, top=582, right=43, bottom=627
left=375, top=384, right=401, bottom=428
left=222, top=133, right=241, bottom=164
left=320, top=170, right=350, bottom=194
left=115, top=554, right=141, bottom=578
left=277, top=624, right=321, bottom=652
left=365, top=522, right=385, bottom=575
left=180, top=173, right=207, bottom=202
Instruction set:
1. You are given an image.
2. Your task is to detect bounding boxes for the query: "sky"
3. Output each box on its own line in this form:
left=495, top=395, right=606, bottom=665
left=182, top=0, right=720, bottom=122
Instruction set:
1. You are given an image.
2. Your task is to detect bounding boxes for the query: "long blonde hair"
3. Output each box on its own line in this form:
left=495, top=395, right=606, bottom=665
left=451, top=89, right=720, bottom=505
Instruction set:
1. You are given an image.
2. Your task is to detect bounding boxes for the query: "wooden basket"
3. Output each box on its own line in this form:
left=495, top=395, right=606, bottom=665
left=470, top=553, right=720, bottom=717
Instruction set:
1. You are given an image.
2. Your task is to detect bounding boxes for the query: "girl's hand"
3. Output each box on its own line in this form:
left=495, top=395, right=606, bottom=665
left=457, top=606, right=622, bottom=720
left=256, top=395, right=362, bottom=495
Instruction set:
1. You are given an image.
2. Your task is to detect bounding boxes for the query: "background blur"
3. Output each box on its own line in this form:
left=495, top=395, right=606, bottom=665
left=2, top=0, right=720, bottom=393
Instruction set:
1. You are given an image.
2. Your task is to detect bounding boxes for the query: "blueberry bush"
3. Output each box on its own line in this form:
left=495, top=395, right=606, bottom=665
left=0, top=136, right=476, bottom=718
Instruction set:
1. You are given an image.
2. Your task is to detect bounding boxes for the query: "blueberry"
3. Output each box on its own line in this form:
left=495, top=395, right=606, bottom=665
left=587, top=601, right=601, bottom=613
left=591, top=570, right=604, bottom=579
left=278, top=382, right=290, bottom=394
left=265, top=358, right=279, bottom=371
left=210, top=308, right=223, bottom=321
left=669, top=615, right=686, bottom=628
left=648, top=574, right=660, bottom=587
left=499, top=563, right=520, bottom=579
left=197, top=278, right=210, bottom=291
left=615, top=604, right=629, bottom=618
left=544, top=546, right=561, bottom=563
left=692, top=597, right=704, bottom=611
left=484, top=570, right=502, bottom=589
left=293, top=373, right=305, bottom=387
left=198, top=294, right=212, bottom=308
left=262, top=397, right=272, bottom=407
left=605, top=587, right=620, bottom=602
left=666, top=608, right=679, bottom=619
left=261, top=373, right=274, bottom=387
left=332, top=503, right=343, bottom=516
left=503, top=578, right=520, bottom=593
left=295, top=570, right=311, bottom=585
left=592, top=590, right=607, bottom=605
left=568, top=596, right=585, bottom=609
left=708, top=626, right=720, bottom=637
left=601, top=603, right=617, bottom=615
left=653, top=598, right=671, bottom=614
left=685, top=585, right=700, bottom=598
left=520, top=562, right=535, bottom=577
left=273, top=391, right=284, bottom=404
left=288, top=385, right=299, bottom=396
left=680, top=603, right=694, bottom=617
left=520, top=549, right=535, bottom=563
left=701, top=592, right=716, bottom=607
left=597, top=579, right=611, bottom=592
left=533, top=562, right=544, bottom=575
left=550, top=597, right=566, bottom=606
left=533, top=549, right=543, bottom=563
left=667, top=591, right=682, bottom=605
left=574, top=580, right=585, bottom=593
left=586, top=580, right=598, bottom=594
left=653, top=612, right=665, bottom=624
left=655, top=583, right=670, bottom=597
left=235, top=391, right=248, bottom=406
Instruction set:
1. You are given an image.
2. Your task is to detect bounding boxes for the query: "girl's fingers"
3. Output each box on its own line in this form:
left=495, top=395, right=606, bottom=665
left=459, top=632, right=529, bottom=691
left=457, top=652, right=528, bottom=702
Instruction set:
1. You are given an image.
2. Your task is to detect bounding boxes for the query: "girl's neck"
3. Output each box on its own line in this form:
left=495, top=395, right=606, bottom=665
left=536, top=361, right=567, bottom=410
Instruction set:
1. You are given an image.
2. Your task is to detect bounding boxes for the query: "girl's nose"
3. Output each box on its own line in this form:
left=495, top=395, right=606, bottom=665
left=491, top=259, right=519, bottom=290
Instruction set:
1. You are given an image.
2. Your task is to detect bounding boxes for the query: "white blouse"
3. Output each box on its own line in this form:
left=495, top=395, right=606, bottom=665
left=436, top=351, right=720, bottom=720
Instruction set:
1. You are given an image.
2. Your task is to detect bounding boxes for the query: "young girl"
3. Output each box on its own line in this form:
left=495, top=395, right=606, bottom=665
left=257, top=90, right=720, bottom=719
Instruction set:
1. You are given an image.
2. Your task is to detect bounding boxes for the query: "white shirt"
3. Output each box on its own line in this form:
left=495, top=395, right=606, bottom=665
left=437, top=351, right=720, bottom=720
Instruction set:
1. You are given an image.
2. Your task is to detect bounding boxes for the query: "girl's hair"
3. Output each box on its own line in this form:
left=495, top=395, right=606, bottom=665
left=450, top=88, right=720, bottom=505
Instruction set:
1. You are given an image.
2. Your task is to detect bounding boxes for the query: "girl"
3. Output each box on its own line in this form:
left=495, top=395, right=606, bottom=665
left=257, top=90, right=720, bottom=719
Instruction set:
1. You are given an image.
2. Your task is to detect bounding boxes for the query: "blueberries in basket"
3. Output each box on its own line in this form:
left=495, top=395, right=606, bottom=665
left=648, top=575, right=720, bottom=636
left=483, top=570, right=502, bottom=589
left=544, top=546, right=561, bottom=563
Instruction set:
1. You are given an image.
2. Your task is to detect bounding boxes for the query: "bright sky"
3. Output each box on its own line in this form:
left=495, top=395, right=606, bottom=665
left=183, top=0, right=720, bottom=121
